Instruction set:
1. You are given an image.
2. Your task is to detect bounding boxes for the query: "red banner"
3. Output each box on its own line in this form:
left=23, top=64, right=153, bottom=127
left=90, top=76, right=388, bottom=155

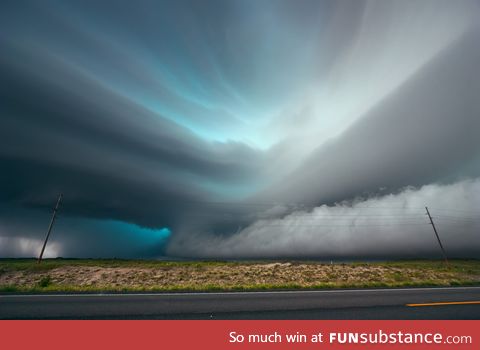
left=1, top=320, right=477, bottom=350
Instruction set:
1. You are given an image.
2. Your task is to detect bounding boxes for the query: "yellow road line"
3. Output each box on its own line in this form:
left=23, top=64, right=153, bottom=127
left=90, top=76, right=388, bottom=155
left=406, top=301, right=480, bottom=307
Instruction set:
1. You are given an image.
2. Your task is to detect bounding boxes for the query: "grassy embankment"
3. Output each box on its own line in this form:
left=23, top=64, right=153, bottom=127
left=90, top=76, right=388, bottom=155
left=0, top=258, right=479, bottom=293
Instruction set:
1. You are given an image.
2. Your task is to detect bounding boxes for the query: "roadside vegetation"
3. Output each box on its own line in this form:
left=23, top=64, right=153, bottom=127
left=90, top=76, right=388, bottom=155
left=0, top=258, right=479, bottom=293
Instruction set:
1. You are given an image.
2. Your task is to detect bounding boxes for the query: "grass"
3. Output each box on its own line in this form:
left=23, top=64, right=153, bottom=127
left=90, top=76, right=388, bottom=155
left=0, top=258, right=479, bottom=293
left=0, top=258, right=235, bottom=272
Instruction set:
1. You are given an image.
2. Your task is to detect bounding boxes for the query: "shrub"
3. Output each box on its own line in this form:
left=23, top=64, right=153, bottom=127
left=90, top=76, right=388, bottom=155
left=38, top=275, right=52, bottom=288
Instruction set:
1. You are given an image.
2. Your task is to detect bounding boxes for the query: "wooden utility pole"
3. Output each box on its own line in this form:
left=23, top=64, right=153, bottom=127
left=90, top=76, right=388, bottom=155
left=425, top=206, right=448, bottom=265
left=38, top=193, right=63, bottom=264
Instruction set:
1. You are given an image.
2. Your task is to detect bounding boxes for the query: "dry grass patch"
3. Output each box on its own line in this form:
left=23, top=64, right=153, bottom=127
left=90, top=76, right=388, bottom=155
left=0, top=259, right=479, bottom=292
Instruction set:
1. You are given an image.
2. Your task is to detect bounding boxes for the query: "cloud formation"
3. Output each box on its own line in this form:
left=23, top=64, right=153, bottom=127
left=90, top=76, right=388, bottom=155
left=168, top=179, right=480, bottom=258
left=0, top=0, right=479, bottom=258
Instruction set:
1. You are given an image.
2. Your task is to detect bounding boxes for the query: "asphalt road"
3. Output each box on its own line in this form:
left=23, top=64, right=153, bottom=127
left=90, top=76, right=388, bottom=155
left=1, top=286, right=479, bottom=319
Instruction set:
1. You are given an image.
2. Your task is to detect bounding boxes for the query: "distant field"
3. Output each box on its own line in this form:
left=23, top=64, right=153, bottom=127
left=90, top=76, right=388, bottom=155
left=0, top=259, right=479, bottom=293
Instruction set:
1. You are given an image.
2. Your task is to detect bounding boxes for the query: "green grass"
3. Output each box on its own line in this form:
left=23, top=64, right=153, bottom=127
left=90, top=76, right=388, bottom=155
left=0, top=258, right=235, bottom=272
left=2, top=280, right=479, bottom=294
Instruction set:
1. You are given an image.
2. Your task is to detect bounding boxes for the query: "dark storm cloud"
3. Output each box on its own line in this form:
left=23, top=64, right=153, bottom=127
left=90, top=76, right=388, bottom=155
left=0, top=205, right=171, bottom=258
left=0, top=44, right=264, bottom=230
left=1, top=0, right=479, bottom=258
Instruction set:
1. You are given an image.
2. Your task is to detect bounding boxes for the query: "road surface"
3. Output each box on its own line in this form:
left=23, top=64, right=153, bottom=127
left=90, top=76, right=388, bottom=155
left=1, top=286, right=479, bottom=319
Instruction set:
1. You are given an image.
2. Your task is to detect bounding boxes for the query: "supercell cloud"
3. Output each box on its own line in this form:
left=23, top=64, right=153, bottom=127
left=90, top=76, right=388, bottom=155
left=0, top=0, right=479, bottom=258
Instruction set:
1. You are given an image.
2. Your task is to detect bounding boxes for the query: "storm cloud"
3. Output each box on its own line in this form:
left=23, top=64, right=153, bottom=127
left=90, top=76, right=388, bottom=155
left=168, top=179, right=480, bottom=259
left=0, top=0, right=479, bottom=258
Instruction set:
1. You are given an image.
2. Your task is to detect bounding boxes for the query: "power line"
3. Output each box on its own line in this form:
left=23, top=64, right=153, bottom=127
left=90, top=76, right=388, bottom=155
left=429, top=207, right=480, bottom=215
left=269, top=214, right=427, bottom=218
left=248, top=223, right=430, bottom=227
left=432, top=214, right=480, bottom=220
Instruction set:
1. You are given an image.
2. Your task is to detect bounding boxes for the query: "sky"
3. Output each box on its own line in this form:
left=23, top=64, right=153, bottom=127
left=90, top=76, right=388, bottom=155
left=1, top=0, right=479, bottom=259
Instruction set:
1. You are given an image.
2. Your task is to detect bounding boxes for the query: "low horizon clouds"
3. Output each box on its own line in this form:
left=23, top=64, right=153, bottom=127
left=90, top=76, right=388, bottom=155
left=167, top=179, right=480, bottom=258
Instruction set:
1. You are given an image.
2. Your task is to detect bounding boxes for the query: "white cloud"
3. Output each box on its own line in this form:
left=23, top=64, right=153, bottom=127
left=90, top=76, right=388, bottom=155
left=0, top=236, right=61, bottom=258
left=168, top=178, right=480, bottom=259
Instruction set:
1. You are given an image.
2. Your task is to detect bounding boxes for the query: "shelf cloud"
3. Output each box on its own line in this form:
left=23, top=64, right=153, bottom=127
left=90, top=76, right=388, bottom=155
left=1, top=0, right=479, bottom=258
